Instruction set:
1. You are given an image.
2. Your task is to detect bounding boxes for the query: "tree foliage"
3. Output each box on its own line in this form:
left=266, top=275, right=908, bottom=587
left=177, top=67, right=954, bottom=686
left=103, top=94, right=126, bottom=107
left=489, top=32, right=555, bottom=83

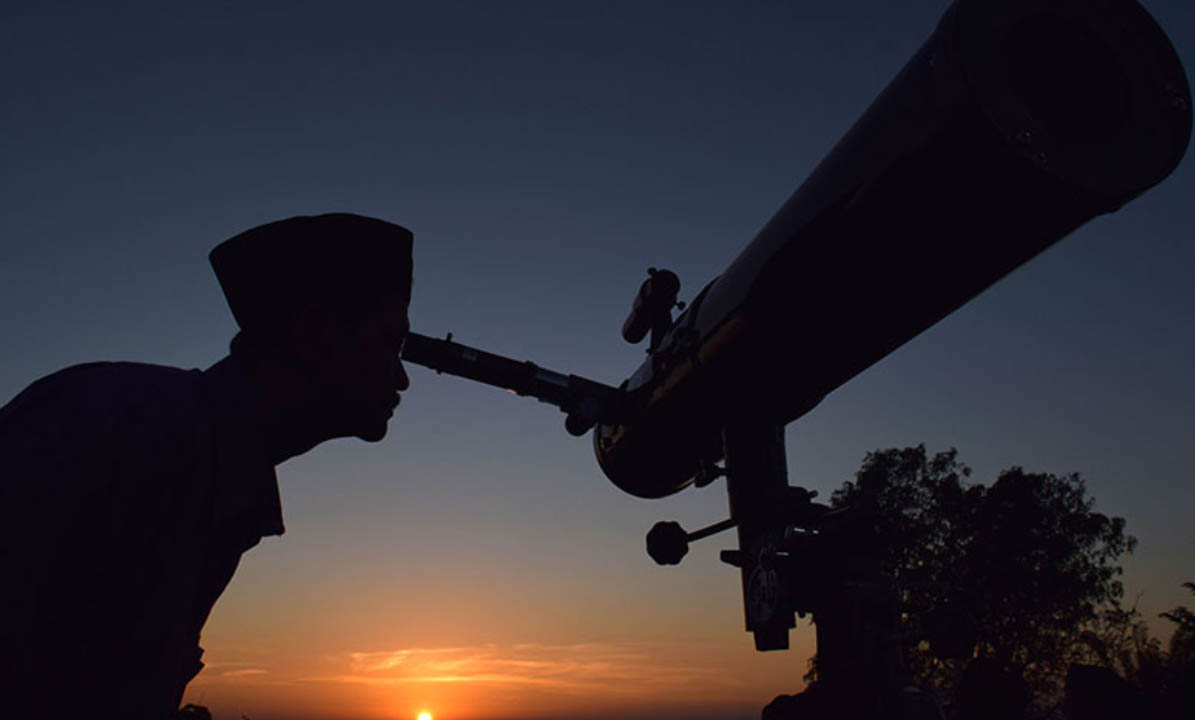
left=1159, top=582, right=1195, bottom=666
left=1156, top=583, right=1195, bottom=718
left=830, top=445, right=1136, bottom=694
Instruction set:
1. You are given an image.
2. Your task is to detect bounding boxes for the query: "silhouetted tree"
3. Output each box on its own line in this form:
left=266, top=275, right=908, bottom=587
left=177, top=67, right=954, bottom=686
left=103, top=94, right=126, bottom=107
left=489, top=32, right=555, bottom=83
left=1073, top=595, right=1164, bottom=708
left=1156, top=582, right=1195, bottom=719
left=1159, top=582, right=1195, bottom=664
left=828, top=445, right=1137, bottom=700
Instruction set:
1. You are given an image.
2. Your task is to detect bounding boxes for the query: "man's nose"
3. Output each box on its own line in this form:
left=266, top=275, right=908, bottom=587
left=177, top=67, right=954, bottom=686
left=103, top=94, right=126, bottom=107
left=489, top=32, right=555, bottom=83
left=395, top=359, right=410, bottom=391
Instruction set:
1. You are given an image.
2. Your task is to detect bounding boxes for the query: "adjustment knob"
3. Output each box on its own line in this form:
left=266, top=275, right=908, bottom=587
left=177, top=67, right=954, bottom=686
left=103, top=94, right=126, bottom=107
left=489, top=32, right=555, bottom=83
left=646, top=521, right=689, bottom=565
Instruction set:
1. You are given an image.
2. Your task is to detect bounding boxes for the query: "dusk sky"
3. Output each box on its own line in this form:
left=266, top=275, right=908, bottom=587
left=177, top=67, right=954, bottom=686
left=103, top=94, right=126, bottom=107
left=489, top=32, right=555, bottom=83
left=2, top=1, right=1193, bottom=719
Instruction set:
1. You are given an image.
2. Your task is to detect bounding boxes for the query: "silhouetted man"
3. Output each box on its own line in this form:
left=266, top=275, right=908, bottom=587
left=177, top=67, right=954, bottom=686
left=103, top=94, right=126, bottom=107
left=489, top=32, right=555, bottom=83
left=0, top=213, right=413, bottom=719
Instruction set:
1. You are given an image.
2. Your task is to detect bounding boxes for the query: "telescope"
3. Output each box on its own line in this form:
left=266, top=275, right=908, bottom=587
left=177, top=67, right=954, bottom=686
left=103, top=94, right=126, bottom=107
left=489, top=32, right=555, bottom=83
left=403, top=0, right=1189, bottom=671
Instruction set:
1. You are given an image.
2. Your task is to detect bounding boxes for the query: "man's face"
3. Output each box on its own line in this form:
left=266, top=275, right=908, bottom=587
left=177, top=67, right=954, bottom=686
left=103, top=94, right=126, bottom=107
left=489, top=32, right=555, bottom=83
left=314, top=291, right=411, bottom=442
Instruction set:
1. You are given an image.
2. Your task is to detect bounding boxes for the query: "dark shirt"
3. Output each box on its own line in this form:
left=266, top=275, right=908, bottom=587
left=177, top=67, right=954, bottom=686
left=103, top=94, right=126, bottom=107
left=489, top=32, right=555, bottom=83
left=0, top=356, right=283, bottom=718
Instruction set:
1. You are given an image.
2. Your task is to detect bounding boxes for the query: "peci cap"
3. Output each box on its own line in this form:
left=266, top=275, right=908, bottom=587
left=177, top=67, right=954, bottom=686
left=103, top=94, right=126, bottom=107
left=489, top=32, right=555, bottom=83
left=210, top=213, right=413, bottom=333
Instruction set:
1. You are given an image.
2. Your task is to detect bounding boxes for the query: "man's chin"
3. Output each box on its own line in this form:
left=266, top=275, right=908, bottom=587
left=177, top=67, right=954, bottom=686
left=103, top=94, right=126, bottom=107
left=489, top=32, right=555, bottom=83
left=355, top=417, right=391, bottom=443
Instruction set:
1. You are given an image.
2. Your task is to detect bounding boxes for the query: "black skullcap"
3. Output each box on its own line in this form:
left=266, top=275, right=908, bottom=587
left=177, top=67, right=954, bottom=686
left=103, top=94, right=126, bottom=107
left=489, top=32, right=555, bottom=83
left=210, top=213, right=413, bottom=333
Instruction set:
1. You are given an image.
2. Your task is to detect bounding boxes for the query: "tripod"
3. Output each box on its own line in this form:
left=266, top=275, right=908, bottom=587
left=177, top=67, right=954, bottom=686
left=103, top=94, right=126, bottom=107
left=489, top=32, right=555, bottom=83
left=646, top=422, right=944, bottom=720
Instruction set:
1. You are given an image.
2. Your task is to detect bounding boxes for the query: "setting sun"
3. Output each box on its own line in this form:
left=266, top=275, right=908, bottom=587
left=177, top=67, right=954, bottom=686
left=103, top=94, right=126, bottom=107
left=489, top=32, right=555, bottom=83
left=417, top=712, right=433, bottom=720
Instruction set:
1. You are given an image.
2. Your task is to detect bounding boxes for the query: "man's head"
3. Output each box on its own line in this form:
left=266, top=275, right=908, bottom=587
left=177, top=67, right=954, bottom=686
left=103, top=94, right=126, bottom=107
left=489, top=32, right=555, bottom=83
left=211, top=213, right=413, bottom=444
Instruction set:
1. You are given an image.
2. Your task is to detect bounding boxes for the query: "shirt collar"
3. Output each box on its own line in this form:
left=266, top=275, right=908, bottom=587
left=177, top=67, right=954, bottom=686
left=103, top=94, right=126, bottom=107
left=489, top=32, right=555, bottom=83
left=201, top=355, right=285, bottom=547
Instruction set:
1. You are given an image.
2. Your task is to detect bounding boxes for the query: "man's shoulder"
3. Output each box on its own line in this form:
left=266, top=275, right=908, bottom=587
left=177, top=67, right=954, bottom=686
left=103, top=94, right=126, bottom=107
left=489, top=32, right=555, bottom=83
left=29, top=360, right=195, bottom=386
left=2, top=361, right=205, bottom=439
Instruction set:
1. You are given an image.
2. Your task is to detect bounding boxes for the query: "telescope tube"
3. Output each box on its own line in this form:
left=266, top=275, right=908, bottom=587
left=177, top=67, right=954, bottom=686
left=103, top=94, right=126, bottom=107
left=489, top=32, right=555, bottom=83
left=595, top=0, right=1191, bottom=498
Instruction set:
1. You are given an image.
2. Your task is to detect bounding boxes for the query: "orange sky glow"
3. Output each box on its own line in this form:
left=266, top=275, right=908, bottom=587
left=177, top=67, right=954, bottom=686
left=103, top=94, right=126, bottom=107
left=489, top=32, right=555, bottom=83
left=186, top=638, right=810, bottom=720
